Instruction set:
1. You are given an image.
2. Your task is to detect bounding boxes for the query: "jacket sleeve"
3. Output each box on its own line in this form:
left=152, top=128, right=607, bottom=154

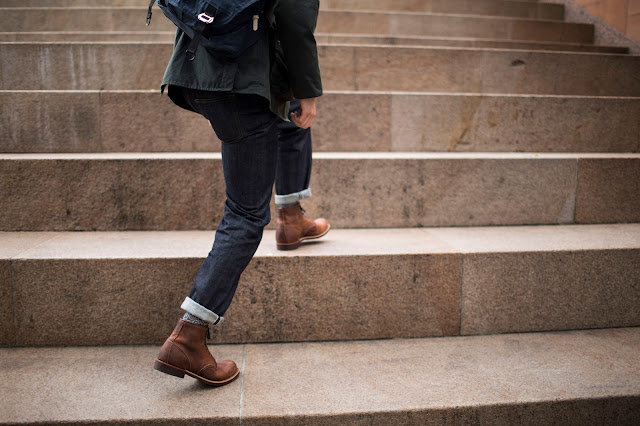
left=274, top=0, right=323, bottom=99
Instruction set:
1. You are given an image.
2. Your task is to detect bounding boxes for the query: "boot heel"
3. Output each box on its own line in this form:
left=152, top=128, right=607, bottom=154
left=154, top=359, right=185, bottom=378
left=277, top=241, right=301, bottom=251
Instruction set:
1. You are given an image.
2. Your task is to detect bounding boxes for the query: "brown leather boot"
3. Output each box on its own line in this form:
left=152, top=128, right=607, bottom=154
left=276, top=203, right=330, bottom=250
left=153, top=319, right=239, bottom=387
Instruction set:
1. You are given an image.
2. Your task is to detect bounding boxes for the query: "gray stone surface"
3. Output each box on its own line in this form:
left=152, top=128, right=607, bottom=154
left=350, top=0, right=566, bottom=20
left=11, top=257, right=199, bottom=346
left=460, top=249, right=640, bottom=335
left=100, top=91, right=215, bottom=152
left=402, top=13, right=588, bottom=42
left=0, top=90, right=214, bottom=153
left=241, top=328, right=640, bottom=425
left=322, top=45, right=640, bottom=96
left=0, top=232, right=60, bottom=258
left=1, top=328, right=639, bottom=424
left=317, top=11, right=592, bottom=42
left=8, top=229, right=461, bottom=346
left=3, top=225, right=639, bottom=346
left=478, top=48, right=640, bottom=96
left=1, top=153, right=637, bottom=231
left=576, top=158, right=640, bottom=223
left=0, top=9, right=591, bottom=42
left=0, top=31, right=177, bottom=42
left=0, top=91, right=102, bottom=153
left=313, top=92, right=392, bottom=153
left=315, top=34, right=628, bottom=53
left=0, top=232, right=61, bottom=347
left=0, top=344, right=244, bottom=425
left=306, top=153, right=579, bottom=228
left=0, top=154, right=226, bottom=231
left=3, top=91, right=639, bottom=154
left=3, top=153, right=637, bottom=231
left=0, top=153, right=584, bottom=230
left=3, top=43, right=639, bottom=96
left=0, top=0, right=564, bottom=20
left=0, top=0, right=148, bottom=4
left=389, top=93, right=640, bottom=153
left=1, top=32, right=627, bottom=54
left=425, top=223, right=640, bottom=252
left=223, top=252, right=461, bottom=344
left=0, top=7, right=167, bottom=32
left=0, top=43, right=173, bottom=90
left=321, top=45, right=487, bottom=93
left=0, top=261, right=13, bottom=347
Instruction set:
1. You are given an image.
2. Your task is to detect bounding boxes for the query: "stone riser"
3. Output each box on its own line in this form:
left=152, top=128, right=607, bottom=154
left=2, top=91, right=638, bottom=154
left=1, top=225, right=639, bottom=347
left=0, top=0, right=565, bottom=20
left=2, top=329, right=639, bottom=425
left=316, top=34, right=626, bottom=53
left=0, top=32, right=627, bottom=54
left=327, top=0, right=565, bottom=20
left=1, top=153, right=638, bottom=231
left=0, top=9, right=591, bottom=43
left=315, top=11, right=590, bottom=42
left=2, top=44, right=639, bottom=96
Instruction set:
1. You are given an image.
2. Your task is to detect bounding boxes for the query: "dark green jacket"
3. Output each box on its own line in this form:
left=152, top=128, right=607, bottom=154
left=161, top=0, right=322, bottom=119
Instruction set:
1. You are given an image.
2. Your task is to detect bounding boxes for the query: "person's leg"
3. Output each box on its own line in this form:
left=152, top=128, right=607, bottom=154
left=275, top=98, right=313, bottom=206
left=155, top=88, right=279, bottom=386
left=274, top=98, right=329, bottom=250
left=186, top=89, right=278, bottom=320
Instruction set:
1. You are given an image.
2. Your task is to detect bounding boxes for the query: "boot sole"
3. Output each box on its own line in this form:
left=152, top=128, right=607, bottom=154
left=153, top=359, right=240, bottom=387
left=277, top=225, right=331, bottom=251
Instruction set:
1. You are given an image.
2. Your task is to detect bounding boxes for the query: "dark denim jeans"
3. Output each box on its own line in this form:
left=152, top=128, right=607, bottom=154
left=176, top=88, right=312, bottom=323
left=275, top=98, right=312, bottom=204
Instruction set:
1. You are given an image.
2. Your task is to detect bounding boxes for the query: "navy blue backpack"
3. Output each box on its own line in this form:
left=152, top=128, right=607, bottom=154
left=146, top=0, right=270, bottom=61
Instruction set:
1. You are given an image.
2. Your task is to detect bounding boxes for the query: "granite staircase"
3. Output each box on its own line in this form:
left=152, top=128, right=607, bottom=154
left=0, top=0, right=639, bottom=424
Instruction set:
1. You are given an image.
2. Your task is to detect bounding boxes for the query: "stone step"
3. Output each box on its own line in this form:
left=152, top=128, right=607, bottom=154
left=0, top=32, right=627, bottom=54
left=0, top=0, right=147, bottom=4
left=2, top=43, right=639, bottom=96
left=1, top=153, right=638, bottom=231
left=326, top=0, right=565, bottom=20
left=0, top=0, right=565, bottom=20
left=319, top=33, right=625, bottom=52
left=0, top=8, right=593, bottom=43
left=1, top=328, right=639, bottom=424
left=315, top=11, right=589, bottom=42
left=0, top=9, right=593, bottom=43
left=1, top=225, right=639, bottom=346
left=2, top=90, right=639, bottom=154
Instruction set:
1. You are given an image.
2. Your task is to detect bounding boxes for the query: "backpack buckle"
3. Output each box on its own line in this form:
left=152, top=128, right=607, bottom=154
left=197, top=13, right=214, bottom=24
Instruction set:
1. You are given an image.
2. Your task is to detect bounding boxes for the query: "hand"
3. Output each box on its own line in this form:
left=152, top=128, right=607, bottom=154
left=290, top=97, right=317, bottom=129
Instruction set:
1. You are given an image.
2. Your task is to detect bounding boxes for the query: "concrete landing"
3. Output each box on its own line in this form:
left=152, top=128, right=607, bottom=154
left=0, top=327, right=639, bottom=425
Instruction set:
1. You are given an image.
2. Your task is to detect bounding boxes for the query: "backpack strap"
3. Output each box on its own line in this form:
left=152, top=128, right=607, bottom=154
left=145, top=0, right=155, bottom=26
left=185, top=4, right=218, bottom=61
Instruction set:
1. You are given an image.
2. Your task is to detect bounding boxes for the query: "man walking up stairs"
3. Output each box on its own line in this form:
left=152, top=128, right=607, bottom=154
left=0, top=0, right=639, bottom=424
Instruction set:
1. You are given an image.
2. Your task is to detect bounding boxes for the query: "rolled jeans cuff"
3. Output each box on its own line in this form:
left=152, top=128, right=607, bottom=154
left=181, top=297, right=224, bottom=325
left=275, top=188, right=312, bottom=206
